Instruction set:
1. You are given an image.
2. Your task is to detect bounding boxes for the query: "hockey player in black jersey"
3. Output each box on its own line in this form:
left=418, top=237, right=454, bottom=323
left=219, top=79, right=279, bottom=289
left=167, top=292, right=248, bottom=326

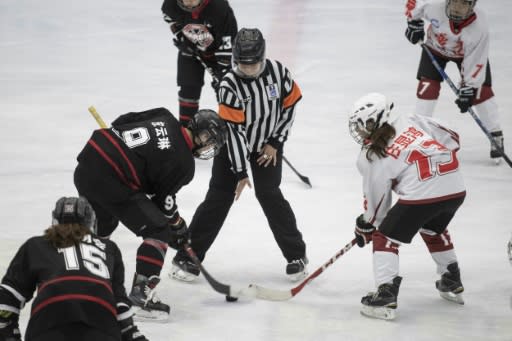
left=161, top=0, right=238, bottom=125
left=0, top=197, right=147, bottom=341
left=74, top=107, right=227, bottom=321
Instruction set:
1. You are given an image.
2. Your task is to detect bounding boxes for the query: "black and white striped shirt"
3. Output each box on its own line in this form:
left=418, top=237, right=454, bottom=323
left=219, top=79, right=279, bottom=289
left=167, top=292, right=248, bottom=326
left=218, top=59, right=302, bottom=177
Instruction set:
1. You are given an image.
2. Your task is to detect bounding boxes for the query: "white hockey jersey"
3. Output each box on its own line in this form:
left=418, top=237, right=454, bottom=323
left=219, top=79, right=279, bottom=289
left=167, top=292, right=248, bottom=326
left=357, top=114, right=466, bottom=227
left=405, top=0, right=490, bottom=88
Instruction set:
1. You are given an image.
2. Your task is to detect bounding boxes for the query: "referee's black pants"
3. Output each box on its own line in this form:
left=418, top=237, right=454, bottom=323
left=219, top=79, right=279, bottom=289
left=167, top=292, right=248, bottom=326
left=176, top=146, right=306, bottom=263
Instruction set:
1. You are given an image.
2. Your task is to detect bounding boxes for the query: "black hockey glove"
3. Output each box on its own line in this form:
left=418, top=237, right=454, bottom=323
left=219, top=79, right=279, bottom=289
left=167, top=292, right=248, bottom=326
left=168, top=216, right=190, bottom=249
left=455, top=86, right=475, bottom=113
left=405, top=19, right=425, bottom=45
left=0, top=310, right=21, bottom=341
left=354, top=214, right=376, bottom=248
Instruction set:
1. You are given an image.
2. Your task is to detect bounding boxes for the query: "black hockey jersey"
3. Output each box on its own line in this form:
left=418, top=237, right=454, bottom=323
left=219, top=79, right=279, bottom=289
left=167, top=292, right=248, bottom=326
left=162, top=0, right=238, bottom=65
left=77, top=107, right=195, bottom=217
left=0, top=234, right=129, bottom=340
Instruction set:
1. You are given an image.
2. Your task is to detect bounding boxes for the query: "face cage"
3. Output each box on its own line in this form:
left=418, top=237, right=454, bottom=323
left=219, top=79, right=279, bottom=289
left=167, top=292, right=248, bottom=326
left=177, top=0, right=203, bottom=12
left=192, top=129, right=222, bottom=160
left=232, top=60, right=265, bottom=79
left=446, top=0, right=475, bottom=21
left=349, top=121, right=372, bottom=146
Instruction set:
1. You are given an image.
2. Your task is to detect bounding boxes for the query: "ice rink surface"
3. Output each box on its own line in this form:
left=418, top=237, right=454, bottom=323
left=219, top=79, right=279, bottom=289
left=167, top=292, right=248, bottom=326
left=0, top=1, right=511, bottom=340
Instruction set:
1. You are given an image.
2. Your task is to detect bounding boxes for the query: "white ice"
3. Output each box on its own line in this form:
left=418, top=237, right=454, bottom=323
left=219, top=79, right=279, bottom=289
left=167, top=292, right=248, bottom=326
left=1, top=0, right=511, bottom=340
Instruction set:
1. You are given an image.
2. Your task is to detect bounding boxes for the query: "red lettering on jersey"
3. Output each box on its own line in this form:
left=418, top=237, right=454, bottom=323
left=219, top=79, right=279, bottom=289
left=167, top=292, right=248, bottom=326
left=471, top=64, right=484, bottom=78
left=386, top=127, right=424, bottom=159
left=454, top=39, right=464, bottom=57
left=435, top=33, right=448, bottom=48
left=405, top=0, right=416, bottom=18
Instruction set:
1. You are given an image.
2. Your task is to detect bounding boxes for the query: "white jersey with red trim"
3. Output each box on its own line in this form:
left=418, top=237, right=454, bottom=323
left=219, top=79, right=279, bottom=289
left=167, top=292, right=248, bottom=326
left=357, top=114, right=465, bottom=227
left=405, top=0, right=490, bottom=88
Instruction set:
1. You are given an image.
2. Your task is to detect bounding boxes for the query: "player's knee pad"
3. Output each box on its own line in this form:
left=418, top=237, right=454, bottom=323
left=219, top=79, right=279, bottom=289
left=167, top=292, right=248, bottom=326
left=416, top=78, right=441, bottom=100
left=372, top=231, right=400, bottom=255
left=473, top=85, right=495, bottom=105
left=420, top=228, right=454, bottom=253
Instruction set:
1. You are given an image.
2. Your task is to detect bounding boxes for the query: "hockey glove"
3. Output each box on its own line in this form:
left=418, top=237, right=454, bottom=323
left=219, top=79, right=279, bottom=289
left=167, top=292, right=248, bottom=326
left=405, top=19, right=425, bottom=45
left=354, top=214, right=376, bottom=248
left=0, top=310, right=21, bottom=341
left=455, top=86, right=475, bottom=113
left=168, top=216, right=190, bottom=249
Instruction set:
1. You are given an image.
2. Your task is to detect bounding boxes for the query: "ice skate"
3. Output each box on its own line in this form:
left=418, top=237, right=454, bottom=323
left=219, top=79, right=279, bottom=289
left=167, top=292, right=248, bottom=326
left=490, top=131, right=504, bottom=164
left=169, top=255, right=200, bottom=282
left=436, top=262, right=464, bottom=305
left=360, top=276, right=402, bottom=320
left=286, top=256, right=308, bottom=282
left=129, top=273, right=170, bottom=322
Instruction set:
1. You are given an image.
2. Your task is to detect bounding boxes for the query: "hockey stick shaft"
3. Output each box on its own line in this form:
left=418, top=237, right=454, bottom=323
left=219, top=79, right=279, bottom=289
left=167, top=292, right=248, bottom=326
left=247, top=238, right=357, bottom=301
left=421, top=44, right=512, bottom=167
left=282, top=156, right=312, bottom=187
left=88, top=106, right=108, bottom=129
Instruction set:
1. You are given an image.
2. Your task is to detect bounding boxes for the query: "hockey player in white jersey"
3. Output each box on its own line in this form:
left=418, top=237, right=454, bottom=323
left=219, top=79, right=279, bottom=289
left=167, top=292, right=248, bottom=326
left=404, top=0, right=505, bottom=161
left=348, top=93, right=466, bottom=320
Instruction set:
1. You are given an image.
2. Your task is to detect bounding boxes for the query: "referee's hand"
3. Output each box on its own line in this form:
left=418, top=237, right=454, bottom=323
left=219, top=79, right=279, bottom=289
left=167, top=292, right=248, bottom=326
left=257, top=144, right=277, bottom=167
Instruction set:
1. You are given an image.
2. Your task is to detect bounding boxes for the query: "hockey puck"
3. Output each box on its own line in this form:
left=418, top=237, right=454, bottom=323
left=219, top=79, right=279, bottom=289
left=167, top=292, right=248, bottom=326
left=225, top=295, right=238, bottom=302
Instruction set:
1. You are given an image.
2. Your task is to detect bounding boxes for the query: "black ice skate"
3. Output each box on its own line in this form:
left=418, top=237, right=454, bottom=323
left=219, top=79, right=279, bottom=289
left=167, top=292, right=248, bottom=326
left=286, top=256, right=309, bottom=282
left=490, top=131, right=504, bottom=163
left=169, top=255, right=200, bottom=282
left=129, top=273, right=170, bottom=322
left=360, top=276, right=402, bottom=320
left=436, top=262, right=464, bottom=305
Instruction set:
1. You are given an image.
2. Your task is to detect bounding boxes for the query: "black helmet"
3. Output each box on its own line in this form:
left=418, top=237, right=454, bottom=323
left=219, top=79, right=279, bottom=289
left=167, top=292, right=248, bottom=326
left=177, top=0, right=205, bottom=12
left=232, top=28, right=266, bottom=79
left=52, top=196, right=97, bottom=231
left=188, top=109, right=228, bottom=160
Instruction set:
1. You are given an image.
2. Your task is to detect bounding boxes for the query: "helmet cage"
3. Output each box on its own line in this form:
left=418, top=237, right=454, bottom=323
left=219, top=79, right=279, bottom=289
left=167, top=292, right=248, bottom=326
left=189, top=109, right=228, bottom=160
left=177, top=0, right=204, bottom=12
left=445, top=0, right=476, bottom=22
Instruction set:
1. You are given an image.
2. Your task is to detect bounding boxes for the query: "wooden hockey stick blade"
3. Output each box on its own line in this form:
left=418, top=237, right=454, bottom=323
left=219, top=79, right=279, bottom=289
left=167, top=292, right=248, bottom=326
left=183, top=245, right=256, bottom=298
left=246, top=239, right=357, bottom=301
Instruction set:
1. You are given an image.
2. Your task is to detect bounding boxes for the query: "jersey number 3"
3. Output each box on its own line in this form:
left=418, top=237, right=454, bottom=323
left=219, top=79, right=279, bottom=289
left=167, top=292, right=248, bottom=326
left=59, top=243, right=111, bottom=279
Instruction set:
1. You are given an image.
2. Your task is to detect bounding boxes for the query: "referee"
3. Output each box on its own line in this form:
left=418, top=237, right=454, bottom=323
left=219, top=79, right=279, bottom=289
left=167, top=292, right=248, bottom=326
left=170, top=27, right=308, bottom=282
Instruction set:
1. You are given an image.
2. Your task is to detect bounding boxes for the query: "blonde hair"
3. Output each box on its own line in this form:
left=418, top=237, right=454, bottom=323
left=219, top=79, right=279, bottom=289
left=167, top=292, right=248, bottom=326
left=44, top=223, right=90, bottom=248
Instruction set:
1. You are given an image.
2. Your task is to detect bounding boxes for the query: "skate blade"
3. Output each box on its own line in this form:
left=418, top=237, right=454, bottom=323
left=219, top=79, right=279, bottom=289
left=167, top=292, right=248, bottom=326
left=493, top=158, right=501, bottom=165
left=439, top=291, right=464, bottom=305
left=169, top=265, right=198, bottom=282
left=132, top=306, right=170, bottom=323
left=360, top=305, right=397, bottom=320
left=286, top=269, right=308, bottom=282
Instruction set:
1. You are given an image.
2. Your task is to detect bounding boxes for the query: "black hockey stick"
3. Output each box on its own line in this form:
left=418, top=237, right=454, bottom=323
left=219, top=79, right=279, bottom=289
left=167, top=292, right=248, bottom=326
left=421, top=44, right=512, bottom=167
left=184, top=239, right=356, bottom=301
left=183, top=244, right=256, bottom=298
left=283, top=156, right=312, bottom=188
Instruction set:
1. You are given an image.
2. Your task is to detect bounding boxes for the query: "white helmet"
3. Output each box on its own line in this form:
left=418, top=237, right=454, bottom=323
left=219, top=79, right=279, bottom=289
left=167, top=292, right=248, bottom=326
left=348, top=93, right=397, bottom=145
left=445, top=0, right=476, bottom=22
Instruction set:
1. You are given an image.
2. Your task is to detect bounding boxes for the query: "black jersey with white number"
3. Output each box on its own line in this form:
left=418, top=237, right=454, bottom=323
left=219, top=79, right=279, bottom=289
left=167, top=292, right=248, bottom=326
left=162, top=0, right=238, bottom=62
left=76, top=107, right=195, bottom=217
left=0, top=234, right=128, bottom=340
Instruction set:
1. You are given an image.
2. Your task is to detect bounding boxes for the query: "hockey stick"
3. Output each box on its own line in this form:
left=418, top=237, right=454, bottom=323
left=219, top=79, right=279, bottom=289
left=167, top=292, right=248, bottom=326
left=421, top=44, right=512, bottom=167
left=184, top=239, right=357, bottom=301
left=283, top=156, right=312, bottom=188
left=245, top=238, right=357, bottom=301
left=88, top=106, right=108, bottom=129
